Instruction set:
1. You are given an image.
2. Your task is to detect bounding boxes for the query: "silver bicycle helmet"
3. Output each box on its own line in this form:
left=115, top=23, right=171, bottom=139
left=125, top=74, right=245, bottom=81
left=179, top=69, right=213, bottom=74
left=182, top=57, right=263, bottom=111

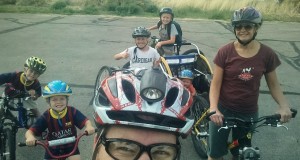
left=132, top=26, right=151, bottom=38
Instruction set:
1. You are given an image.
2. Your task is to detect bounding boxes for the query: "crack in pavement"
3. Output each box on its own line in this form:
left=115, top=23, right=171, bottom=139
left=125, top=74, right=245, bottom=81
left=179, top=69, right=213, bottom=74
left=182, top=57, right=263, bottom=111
left=0, top=16, right=64, bottom=34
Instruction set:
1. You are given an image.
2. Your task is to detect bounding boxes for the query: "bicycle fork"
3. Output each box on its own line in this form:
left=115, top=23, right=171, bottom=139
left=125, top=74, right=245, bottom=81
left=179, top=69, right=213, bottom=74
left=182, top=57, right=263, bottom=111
left=193, top=108, right=210, bottom=139
left=228, top=132, right=260, bottom=160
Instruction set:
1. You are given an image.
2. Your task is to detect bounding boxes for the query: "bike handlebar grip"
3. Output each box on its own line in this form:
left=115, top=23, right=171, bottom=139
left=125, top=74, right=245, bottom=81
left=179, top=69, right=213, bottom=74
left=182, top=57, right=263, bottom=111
left=291, top=108, right=297, bottom=118
left=206, top=111, right=216, bottom=120
left=18, top=142, right=27, bottom=147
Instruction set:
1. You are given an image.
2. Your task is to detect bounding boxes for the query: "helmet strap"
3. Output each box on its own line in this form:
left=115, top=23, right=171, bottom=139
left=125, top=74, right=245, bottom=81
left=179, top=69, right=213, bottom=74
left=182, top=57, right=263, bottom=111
left=20, top=72, right=34, bottom=86
left=136, top=41, right=148, bottom=50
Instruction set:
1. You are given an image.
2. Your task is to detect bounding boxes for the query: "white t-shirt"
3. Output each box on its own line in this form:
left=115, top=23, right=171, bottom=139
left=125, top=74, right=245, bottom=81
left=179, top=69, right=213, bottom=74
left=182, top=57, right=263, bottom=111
left=125, top=46, right=160, bottom=69
left=159, top=23, right=178, bottom=41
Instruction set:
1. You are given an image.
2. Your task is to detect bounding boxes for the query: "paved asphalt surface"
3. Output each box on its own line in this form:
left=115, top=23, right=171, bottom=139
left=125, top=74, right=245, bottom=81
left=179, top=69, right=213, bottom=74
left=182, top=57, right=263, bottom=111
left=0, top=13, right=299, bottom=160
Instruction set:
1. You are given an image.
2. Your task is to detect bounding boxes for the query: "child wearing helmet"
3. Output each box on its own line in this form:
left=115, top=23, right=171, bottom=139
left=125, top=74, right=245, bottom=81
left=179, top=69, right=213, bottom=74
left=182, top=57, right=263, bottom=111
left=0, top=56, right=47, bottom=117
left=148, top=7, right=179, bottom=56
left=208, top=7, right=292, bottom=160
left=25, top=80, right=95, bottom=160
left=179, top=69, right=196, bottom=96
left=114, top=26, right=161, bottom=69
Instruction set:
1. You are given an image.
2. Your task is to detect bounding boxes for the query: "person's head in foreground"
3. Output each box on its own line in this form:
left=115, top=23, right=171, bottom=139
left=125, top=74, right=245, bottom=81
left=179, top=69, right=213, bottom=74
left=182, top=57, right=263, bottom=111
left=92, top=67, right=194, bottom=160
left=231, top=6, right=262, bottom=46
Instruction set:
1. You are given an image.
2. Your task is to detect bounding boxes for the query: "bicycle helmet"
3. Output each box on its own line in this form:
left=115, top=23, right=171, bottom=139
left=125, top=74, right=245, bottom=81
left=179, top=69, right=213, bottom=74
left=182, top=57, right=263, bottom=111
left=24, top=56, right=47, bottom=74
left=132, top=26, right=151, bottom=38
left=42, top=80, right=72, bottom=98
left=159, top=7, right=174, bottom=18
left=231, top=6, right=263, bottom=27
left=179, top=69, right=194, bottom=80
left=93, top=67, right=194, bottom=138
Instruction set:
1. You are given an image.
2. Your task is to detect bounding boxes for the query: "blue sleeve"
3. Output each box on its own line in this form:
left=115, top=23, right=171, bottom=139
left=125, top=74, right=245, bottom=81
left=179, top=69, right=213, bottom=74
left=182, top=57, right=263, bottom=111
left=0, top=72, right=16, bottom=85
left=29, top=112, right=48, bottom=135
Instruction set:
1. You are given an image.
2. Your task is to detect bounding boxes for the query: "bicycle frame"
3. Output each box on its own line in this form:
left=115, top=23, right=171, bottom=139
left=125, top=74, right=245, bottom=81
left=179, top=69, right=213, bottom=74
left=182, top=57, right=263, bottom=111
left=193, top=108, right=210, bottom=138
left=1, top=95, right=34, bottom=129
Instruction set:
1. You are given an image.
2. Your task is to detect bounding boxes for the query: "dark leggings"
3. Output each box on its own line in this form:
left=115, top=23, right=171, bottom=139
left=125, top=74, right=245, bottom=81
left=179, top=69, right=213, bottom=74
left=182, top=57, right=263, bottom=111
left=207, top=104, right=258, bottom=158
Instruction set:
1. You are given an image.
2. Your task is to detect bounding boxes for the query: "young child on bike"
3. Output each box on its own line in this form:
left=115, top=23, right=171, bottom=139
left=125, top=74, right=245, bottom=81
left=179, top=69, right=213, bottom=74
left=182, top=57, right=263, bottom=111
left=114, top=26, right=161, bottom=69
left=0, top=56, right=47, bottom=117
left=179, top=69, right=196, bottom=96
left=25, top=80, right=95, bottom=160
left=148, top=7, right=179, bottom=56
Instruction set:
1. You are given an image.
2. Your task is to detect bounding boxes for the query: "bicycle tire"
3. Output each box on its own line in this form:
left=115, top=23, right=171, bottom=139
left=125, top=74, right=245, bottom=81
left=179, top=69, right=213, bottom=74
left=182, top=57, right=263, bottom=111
left=160, top=57, right=173, bottom=76
left=94, top=66, right=112, bottom=97
left=191, top=95, right=209, bottom=159
left=3, top=127, right=16, bottom=160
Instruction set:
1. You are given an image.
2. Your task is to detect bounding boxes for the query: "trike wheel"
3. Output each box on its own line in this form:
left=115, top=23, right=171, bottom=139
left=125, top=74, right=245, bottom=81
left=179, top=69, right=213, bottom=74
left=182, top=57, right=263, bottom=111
left=182, top=48, right=205, bottom=56
left=159, top=57, right=172, bottom=76
left=3, top=126, right=16, bottom=160
left=191, top=95, right=209, bottom=159
left=93, top=66, right=113, bottom=100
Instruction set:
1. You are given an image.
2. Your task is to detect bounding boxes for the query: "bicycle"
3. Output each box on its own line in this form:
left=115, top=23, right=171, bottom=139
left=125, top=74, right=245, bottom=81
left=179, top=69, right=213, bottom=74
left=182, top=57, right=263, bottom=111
left=18, top=129, right=97, bottom=160
left=0, top=93, right=36, bottom=160
left=156, top=41, right=213, bottom=159
left=205, top=108, right=297, bottom=160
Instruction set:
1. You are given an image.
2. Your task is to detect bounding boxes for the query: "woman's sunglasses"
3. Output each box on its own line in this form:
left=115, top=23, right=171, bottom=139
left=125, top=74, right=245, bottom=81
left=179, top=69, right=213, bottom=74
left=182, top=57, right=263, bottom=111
left=234, top=23, right=256, bottom=31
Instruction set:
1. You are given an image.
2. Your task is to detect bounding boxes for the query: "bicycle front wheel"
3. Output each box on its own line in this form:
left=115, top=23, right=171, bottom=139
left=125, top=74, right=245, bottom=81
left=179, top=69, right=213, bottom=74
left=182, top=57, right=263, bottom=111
left=191, top=95, right=209, bottom=159
left=90, top=66, right=113, bottom=105
left=2, top=126, right=16, bottom=160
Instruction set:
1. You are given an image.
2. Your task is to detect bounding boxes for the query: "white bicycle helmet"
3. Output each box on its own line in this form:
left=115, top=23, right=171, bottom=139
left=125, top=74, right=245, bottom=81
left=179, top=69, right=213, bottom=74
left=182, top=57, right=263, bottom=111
left=93, top=67, right=194, bottom=137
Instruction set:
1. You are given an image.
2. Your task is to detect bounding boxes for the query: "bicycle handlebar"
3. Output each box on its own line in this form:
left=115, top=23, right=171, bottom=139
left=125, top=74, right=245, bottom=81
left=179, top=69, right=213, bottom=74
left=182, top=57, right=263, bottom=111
left=18, top=129, right=98, bottom=159
left=224, top=108, right=296, bottom=124
left=218, top=108, right=297, bottom=131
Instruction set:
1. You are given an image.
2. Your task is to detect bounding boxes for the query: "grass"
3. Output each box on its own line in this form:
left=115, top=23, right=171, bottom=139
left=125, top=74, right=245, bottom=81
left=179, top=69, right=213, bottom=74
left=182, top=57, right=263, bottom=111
left=152, top=0, right=300, bottom=22
left=0, top=0, right=299, bottom=22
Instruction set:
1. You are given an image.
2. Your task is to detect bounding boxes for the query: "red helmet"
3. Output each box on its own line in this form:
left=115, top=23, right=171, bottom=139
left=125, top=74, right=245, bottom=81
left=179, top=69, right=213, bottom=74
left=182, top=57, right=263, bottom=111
left=93, top=68, right=194, bottom=137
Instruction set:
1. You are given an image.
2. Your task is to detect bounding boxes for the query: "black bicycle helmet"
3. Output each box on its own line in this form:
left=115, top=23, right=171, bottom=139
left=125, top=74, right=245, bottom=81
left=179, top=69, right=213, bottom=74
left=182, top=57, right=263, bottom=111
left=231, top=6, right=263, bottom=27
left=132, top=26, right=151, bottom=38
left=159, top=7, right=174, bottom=18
